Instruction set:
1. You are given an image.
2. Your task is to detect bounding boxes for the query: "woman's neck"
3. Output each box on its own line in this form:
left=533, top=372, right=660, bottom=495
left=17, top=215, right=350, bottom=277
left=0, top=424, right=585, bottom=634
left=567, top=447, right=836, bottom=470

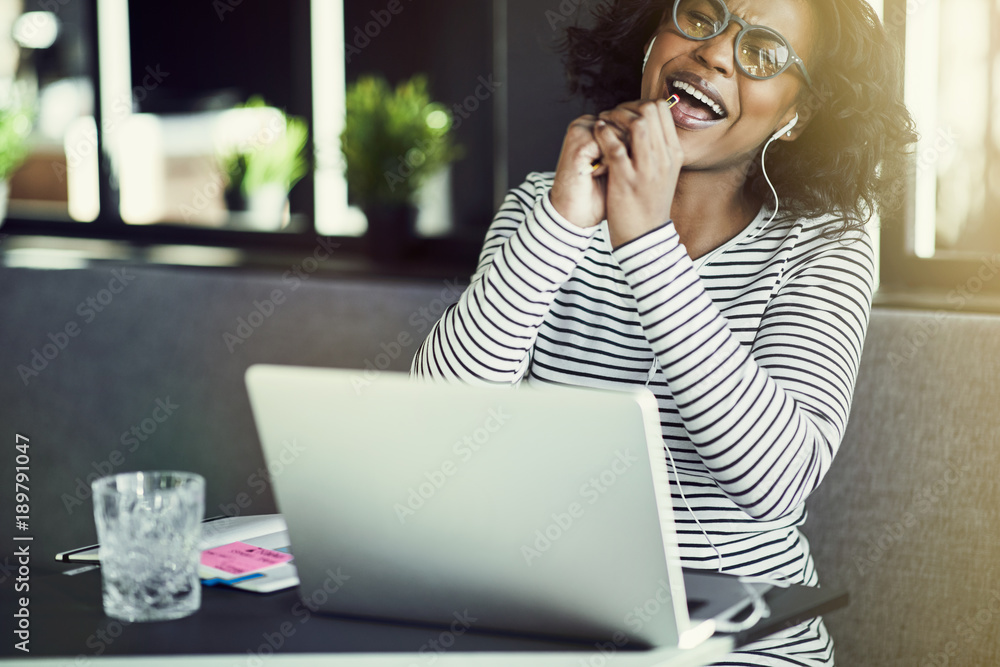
left=670, top=164, right=762, bottom=260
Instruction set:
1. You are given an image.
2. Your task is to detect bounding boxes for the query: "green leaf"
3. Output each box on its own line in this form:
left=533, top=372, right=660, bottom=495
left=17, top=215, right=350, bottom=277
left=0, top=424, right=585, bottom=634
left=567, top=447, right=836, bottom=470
left=216, top=97, right=310, bottom=197
left=0, top=99, right=34, bottom=180
left=340, top=74, right=463, bottom=207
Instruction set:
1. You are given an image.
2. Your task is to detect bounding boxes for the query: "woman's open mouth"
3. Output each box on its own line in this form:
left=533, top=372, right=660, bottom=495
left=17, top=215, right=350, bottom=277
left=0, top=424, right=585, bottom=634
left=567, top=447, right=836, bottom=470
left=666, top=77, right=729, bottom=130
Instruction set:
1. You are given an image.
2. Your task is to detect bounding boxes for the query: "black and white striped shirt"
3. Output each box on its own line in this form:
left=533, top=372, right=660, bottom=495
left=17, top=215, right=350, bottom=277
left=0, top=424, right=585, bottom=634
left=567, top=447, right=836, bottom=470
left=412, top=170, right=872, bottom=629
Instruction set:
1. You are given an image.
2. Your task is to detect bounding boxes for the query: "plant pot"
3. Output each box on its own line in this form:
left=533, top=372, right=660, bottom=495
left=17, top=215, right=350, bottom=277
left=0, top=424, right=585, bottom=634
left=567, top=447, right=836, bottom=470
left=247, top=183, right=290, bottom=231
left=0, top=180, right=8, bottom=226
left=224, top=185, right=247, bottom=212
left=364, top=203, right=418, bottom=264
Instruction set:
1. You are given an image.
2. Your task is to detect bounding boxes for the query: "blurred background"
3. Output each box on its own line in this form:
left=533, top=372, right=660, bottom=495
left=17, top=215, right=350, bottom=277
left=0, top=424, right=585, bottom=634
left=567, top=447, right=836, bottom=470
left=0, top=0, right=995, bottom=289
left=0, top=0, right=593, bottom=270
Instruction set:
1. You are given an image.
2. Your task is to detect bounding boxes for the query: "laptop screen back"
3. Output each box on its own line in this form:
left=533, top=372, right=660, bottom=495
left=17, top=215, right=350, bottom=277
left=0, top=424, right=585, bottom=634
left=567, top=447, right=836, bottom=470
left=245, top=365, right=691, bottom=648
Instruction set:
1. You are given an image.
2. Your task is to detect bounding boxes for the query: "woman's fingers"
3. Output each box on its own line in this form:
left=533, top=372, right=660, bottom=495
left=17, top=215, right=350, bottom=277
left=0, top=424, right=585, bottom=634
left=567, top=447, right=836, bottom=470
left=596, top=100, right=678, bottom=172
left=598, top=99, right=684, bottom=248
left=565, top=116, right=601, bottom=168
left=656, top=97, right=681, bottom=150
left=550, top=99, right=682, bottom=235
left=550, top=114, right=610, bottom=229
left=594, top=120, right=635, bottom=179
left=631, top=101, right=666, bottom=174
left=596, top=107, right=639, bottom=156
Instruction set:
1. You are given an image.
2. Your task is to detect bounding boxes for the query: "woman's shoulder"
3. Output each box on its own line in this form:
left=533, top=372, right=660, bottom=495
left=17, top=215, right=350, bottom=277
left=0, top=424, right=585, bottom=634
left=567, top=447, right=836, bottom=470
left=770, top=211, right=877, bottom=284
left=763, top=210, right=874, bottom=254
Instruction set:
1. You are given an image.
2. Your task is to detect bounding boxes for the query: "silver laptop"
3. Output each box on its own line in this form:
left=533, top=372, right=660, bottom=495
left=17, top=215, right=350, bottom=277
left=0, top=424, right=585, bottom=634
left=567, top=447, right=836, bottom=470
left=245, top=365, right=720, bottom=651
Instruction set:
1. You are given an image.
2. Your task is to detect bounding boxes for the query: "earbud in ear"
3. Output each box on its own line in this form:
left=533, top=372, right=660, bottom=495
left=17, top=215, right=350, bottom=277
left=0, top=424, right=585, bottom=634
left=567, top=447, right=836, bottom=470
left=642, top=36, right=657, bottom=73
left=771, top=113, right=799, bottom=141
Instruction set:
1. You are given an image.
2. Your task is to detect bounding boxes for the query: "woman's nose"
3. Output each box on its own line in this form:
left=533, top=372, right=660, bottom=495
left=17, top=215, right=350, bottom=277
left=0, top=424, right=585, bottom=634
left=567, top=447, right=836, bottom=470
left=691, top=24, right=740, bottom=77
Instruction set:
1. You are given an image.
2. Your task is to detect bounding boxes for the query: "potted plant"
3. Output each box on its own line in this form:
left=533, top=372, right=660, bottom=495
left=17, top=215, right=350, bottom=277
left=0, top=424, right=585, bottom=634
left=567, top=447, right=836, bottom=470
left=0, top=99, right=32, bottom=224
left=217, top=96, right=309, bottom=230
left=341, top=74, right=462, bottom=262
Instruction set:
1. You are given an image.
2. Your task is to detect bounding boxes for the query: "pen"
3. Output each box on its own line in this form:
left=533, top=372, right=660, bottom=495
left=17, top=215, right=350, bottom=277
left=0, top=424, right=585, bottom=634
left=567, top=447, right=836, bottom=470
left=592, top=93, right=680, bottom=171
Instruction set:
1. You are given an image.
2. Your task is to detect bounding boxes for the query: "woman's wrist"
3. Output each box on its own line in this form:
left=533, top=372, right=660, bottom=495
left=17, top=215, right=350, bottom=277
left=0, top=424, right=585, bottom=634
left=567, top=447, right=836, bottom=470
left=609, top=219, right=674, bottom=250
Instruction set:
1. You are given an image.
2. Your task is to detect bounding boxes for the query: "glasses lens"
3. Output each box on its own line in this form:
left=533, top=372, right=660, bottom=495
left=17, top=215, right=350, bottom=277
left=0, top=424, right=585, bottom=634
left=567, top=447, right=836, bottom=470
left=738, top=29, right=789, bottom=78
left=674, top=0, right=727, bottom=39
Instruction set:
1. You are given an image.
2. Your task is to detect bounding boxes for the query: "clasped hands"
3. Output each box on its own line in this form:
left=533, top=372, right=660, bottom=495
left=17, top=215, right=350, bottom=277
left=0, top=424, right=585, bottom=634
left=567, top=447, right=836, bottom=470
left=549, top=98, right=684, bottom=249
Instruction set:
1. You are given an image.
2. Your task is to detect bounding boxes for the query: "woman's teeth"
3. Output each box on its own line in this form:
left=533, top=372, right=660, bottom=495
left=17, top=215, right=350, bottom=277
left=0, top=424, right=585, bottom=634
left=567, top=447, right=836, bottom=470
left=671, top=81, right=725, bottom=118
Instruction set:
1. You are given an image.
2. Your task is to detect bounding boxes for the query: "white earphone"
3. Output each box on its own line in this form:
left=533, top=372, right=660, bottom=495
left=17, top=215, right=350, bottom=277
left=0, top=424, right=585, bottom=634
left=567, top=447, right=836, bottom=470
left=643, top=36, right=656, bottom=72
left=771, top=113, right=799, bottom=141
left=761, top=112, right=799, bottom=228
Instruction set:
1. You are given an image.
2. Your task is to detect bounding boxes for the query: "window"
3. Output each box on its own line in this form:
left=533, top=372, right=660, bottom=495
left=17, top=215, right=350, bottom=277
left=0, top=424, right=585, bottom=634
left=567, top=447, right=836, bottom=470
left=880, top=0, right=1000, bottom=307
left=4, top=0, right=97, bottom=223
left=0, top=0, right=498, bottom=271
left=106, top=0, right=317, bottom=232
left=5, top=0, right=993, bottom=300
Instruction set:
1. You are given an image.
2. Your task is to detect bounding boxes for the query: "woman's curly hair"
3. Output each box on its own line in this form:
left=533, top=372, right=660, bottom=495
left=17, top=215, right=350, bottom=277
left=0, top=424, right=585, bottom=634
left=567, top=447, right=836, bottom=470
left=560, top=0, right=917, bottom=235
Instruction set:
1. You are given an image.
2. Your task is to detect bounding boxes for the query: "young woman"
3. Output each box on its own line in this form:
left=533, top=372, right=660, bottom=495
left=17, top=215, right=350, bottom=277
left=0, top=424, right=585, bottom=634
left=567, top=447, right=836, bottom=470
left=412, top=0, right=915, bottom=663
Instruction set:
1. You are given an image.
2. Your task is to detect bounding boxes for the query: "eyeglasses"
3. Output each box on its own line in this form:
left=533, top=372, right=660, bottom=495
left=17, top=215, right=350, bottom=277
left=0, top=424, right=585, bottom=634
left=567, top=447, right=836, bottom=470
left=672, top=0, right=814, bottom=88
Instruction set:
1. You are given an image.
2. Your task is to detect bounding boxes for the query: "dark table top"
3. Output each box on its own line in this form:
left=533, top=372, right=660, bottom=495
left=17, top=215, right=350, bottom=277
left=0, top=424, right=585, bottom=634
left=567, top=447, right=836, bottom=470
left=5, top=567, right=602, bottom=659
left=3, top=563, right=845, bottom=661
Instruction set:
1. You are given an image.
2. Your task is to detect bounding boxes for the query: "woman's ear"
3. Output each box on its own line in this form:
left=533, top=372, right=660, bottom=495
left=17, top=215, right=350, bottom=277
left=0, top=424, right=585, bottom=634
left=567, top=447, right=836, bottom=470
left=644, top=8, right=673, bottom=67
left=780, top=101, right=817, bottom=141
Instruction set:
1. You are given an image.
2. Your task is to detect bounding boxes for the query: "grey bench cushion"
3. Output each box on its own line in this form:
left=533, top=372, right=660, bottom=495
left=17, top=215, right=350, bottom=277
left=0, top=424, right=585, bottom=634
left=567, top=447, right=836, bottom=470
left=804, top=309, right=1000, bottom=666
left=4, top=264, right=1000, bottom=664
left=0, top=264, right=461, bottom=564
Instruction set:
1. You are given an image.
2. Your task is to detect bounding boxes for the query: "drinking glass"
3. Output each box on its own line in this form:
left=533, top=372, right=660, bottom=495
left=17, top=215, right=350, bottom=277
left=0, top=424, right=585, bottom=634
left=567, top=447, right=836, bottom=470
left=91, top=471, right=205, bottom=622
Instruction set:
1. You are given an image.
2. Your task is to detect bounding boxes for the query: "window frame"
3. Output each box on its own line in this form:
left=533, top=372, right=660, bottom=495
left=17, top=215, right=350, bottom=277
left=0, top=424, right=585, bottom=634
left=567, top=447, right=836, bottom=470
left=877, top=0, right=1000, bottom=309
left=3, top=0, right=329, bottom=253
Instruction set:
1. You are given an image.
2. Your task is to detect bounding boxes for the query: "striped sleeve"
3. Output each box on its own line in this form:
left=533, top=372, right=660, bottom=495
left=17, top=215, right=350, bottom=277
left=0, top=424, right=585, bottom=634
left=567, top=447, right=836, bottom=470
left=411, top=174, right=599, bottom=383
left=614, top=221, right=874, bottom=522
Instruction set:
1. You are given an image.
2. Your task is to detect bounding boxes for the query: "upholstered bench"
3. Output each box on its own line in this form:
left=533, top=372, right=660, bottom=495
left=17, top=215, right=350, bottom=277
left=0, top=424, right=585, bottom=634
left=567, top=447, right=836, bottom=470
left=803, top=309, right=1000, bottom=666
left=0, top=264, right=462, bottom=565
left=2, top=263, right=998, bottom=664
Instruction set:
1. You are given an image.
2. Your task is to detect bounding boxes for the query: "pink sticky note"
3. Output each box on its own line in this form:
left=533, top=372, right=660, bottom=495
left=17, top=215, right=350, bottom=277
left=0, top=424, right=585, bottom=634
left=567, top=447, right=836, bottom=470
left=201, top=542, right=293, bottom=575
